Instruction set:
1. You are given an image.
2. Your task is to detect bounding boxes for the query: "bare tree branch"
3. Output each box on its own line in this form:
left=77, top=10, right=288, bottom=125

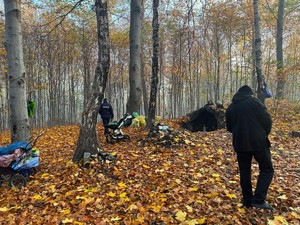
left=264, top=0, right=277, bottom=20
left=284, top=3, right=300, bottom=19
left=42, top=0, right=85, bottom=37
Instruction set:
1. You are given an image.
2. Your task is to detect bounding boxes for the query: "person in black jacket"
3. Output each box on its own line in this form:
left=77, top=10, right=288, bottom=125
left=226, top=85, right=274, bottom=210
left=99, top=98, right=114, bottom=135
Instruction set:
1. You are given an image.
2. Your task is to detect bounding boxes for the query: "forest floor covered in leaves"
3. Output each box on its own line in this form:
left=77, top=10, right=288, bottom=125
left=0, top=102, right=299, bottom=225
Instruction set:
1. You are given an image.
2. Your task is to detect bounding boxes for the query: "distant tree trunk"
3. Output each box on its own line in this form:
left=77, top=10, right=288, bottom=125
left=82, top=24, right=92, bottom=106
left=127, top=0, right=144, bottom=114
left=73, top=0, right=110, bottom=163
left=275, top=0, right=285, bottom=99
left=4, top=0, right=30, bottom=142
left=253, top=0, right=265, bottom=104
left=141, top=55, right=148, bottom=117
left=251, top=24, right=257, bottom=90
left=147, top=0, right=159, bottom=128
left=140, top=6, right=148, bottom=117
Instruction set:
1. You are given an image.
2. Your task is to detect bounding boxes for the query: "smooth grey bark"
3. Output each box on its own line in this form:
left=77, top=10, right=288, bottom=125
left=275, top=0, right=285, bottom=99
left=140, top=6, right=148, bottom=117
left=147, top=0, right=159, bottom=128
left=253, top=0, right=265, bottom=104
left=4, top=0, right=30, bottom=142
left=127, top=0, right=144, bottom=114
left=73, top=0, right=110, bottom=163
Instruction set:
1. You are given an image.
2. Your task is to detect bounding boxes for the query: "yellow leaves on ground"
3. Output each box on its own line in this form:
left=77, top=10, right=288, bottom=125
left=61, top=218, right=83, bottom=224
left=175, top=178, right=182, bottom=184
left=33, top=194, right=43, bottom=200
left=277, top=195, right=288, bottom=200
left=188, top=187, right=199, bottom=192
left=268, top=216, right=289, bottom=225
left=127, top=203, right=138, bottom=211
left=0, top=207, right=9, bottom=212
left=212, top=173, right=220, bottom=178
left=185, top=205, right=193, bottom=213
left=175, top=209, right=206, bottom=225
left=175, top=210, right=187, bottom=222
left=118, top=181, right=126, bottom=188
left=184, top=139, right=191, bottom=145
left=0, top=109, right=299, bottom=224
left=107, top=192, right=116, bottom=197
left=60, top=209, right=71, bottom=215
left=41, top=173, right=50, bottom=178
left=226, top=193, right=237, bottom=199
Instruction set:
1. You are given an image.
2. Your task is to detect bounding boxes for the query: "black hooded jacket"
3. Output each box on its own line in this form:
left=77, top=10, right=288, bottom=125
left=99, top=99, right=114, bottom=120
left=226, top=86, right=272, bottom=152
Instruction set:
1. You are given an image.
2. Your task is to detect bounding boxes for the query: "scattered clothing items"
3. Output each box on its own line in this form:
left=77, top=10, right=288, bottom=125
left=0, top=134, right=42, bottom=188
left=0, top=142, right=40, bottom=187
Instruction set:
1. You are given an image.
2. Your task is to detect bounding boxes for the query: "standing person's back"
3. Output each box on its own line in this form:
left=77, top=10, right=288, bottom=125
left=226, top=85, right=274, bottom=210
left=99, top=98, right=114, bottom=135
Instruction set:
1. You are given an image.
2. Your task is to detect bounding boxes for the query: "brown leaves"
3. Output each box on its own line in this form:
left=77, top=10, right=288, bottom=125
left=0, top=106, right=299, bottom=224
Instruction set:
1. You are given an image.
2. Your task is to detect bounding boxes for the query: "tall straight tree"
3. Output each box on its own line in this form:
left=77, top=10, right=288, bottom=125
left=127, top=0, right=144, bottom=114
left=4, top=0, right=30, bottom=142
left=275, top=0, right=285, bottom=99
left=147, top=0, right=159, bottom=128
left=73, top=0, right=110, bottom=162
left=253, top=0, right=265, bottom=104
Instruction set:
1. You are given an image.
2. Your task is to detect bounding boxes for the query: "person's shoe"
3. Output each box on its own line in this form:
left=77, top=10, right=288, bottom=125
left=251, top=202, right=273, bottom=210
left=243, top=203, right=252, bottom=208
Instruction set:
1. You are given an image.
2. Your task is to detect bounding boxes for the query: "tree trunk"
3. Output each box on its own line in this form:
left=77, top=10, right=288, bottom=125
left=140, top=5, right=148, bottom=117
left=275, top=0, right=285, bottom=99
left=82, top=24, right=93, bottom=106
left=147, top=0, right=159, bottom=128
left=73, top=0, right=110, bottom=163
left=251, top=24, right=257, bottom=90
left=127, top=0, right=144, bottom=114
left=4, top=0, right=30, bottom=142
left=253, top=0, right=265, bottom=104
left=141, top=55, right=148, bottom=117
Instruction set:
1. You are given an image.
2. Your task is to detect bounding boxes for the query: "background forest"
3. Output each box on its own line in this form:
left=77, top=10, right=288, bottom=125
left=0, top=0, right=299, bottom=131
left=0, top=1, right=300, bottom=224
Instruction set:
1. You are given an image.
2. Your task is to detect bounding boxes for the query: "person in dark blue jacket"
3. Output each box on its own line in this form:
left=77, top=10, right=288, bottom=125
left=99, top=98, right=114, bottom=135
left=226, top=85, right=274, bottom=210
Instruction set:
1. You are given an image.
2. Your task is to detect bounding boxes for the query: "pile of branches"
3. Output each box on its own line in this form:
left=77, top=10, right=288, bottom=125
left=139, top=124, right=189, bottom=148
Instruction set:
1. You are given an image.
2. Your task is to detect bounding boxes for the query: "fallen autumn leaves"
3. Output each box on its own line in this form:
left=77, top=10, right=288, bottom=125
left=0, top=103, right=299, bottom=224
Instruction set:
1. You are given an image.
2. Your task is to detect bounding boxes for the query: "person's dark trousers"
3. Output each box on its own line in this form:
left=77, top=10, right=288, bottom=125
left=102, top=118, right=110, bottom=134
left=237, top=148, right=274, bottom=206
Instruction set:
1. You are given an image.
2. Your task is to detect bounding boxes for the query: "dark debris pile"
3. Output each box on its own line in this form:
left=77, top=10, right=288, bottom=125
left=139, top=124, right=191, bottom=148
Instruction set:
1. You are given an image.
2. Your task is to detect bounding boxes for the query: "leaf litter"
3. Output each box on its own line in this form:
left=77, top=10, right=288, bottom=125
left=0, top=102, right=299, bottom=224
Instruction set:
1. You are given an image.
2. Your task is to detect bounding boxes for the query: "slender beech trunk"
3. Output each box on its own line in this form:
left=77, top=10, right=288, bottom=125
left=73, top=0, right=110, bottom=163
left=4, top=0, right=30, bottom=142
left=147, top=0, right=159, bottom=128
left=251, top=24, right=257, bottom=90
left=275, top=0, right=285, bottom=99
left=253, top=0, right=265, bottom=104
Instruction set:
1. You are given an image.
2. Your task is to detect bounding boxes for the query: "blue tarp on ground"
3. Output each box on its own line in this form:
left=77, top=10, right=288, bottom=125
left=0, top=141, right=31, bottom=156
